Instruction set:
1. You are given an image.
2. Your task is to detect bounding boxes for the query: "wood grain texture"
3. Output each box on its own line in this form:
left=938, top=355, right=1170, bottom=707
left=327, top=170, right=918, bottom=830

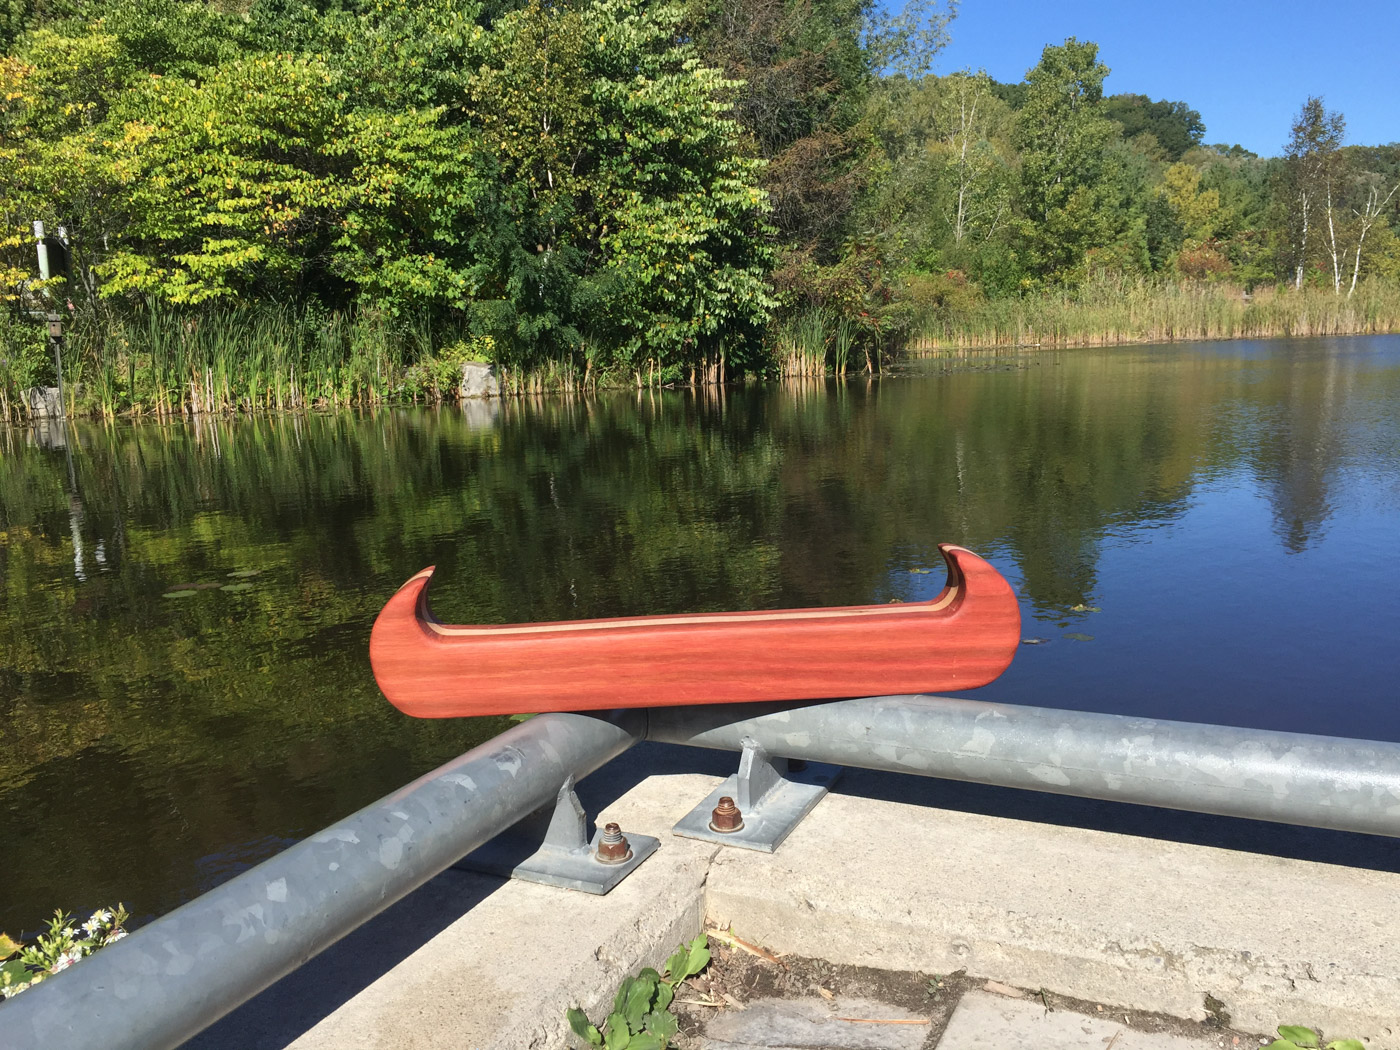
left=369, top=544, right=1021, bottom=718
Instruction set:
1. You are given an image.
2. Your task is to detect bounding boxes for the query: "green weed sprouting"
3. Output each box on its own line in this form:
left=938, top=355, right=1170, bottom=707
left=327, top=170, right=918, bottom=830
left=1265, top=1026, right=1364, bottom=1050
left=566, top=933, right=710, bottom=1049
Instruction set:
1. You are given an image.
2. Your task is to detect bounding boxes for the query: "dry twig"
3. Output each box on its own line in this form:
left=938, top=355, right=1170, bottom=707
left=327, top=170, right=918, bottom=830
left=705, top=926, right=788, bottom=968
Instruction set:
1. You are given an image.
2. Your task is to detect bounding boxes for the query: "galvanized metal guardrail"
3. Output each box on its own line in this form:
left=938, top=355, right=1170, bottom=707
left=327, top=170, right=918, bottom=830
left=2, top=709, right=646, bottom=1050
left=648, top=696, right=1400, bottom=839
left=6, top=695, right=1400, bottom=1050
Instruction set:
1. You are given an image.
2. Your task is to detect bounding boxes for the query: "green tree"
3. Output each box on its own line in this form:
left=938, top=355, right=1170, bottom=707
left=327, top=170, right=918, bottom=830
left=861, top=70, right=1015, bottom=275
left=568, top=0, right=774, bottom=375
left=1, top=0, right=26, bottom=51
left=1, top=56, right=35, bottom=300
left=683, top=0, right=874, bottom=263
left=1102, top=94, right=1204, bottom=161
left=931, top=71, right=1015, bottom=249
left=1338, top=146, right=1400, bottom=295
left=1279, top=95, right=1344, bottom=290
left=101, top=55, right=343, bottom=303
left=1160, top=160, right=1228, bottom=278
left=1013, top=38, right=1121, bottom=283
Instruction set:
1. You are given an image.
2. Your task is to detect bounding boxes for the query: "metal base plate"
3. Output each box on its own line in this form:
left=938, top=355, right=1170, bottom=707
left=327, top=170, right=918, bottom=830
left=459, top=828, right=660, bottom=894
left=456, top=775, right=659, bottom=894
left=672, top=762, right=841, bottom=852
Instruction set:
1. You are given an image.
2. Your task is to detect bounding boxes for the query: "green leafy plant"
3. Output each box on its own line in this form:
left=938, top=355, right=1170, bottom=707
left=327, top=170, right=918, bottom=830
left=566, top=933, right=710, bottom=1049
left=401, top=335, right=497, bottom=401
left=1265, top=1026, right=1364, bottom=1050
left=1, top=905, right=130, bottom=1000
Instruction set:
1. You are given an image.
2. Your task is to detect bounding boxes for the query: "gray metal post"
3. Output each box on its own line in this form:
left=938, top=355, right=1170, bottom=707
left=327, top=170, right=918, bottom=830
left=646, top=695, right=1400, bottom=838
left=32, top=220, right=66, bottom=417
left=1, top=710, right=644, bottom=1050
left=33, top=220, right=50, bottom=282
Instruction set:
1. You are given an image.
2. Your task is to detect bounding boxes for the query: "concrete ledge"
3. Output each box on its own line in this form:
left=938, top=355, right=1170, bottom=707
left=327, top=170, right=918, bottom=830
left=938, top=990, right=1230, bottom=1050
left=705, top=768, right=1400, bottom=1042
left=188, top=754, right=1400, bottom=1048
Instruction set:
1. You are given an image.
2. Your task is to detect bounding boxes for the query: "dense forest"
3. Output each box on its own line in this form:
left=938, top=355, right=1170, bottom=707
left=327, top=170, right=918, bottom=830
left=2, top=0, right=1399, bottom=415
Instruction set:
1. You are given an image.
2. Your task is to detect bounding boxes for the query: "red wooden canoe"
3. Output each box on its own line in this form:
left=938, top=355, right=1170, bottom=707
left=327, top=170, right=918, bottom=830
left=370, top=544, right=1020, bottom=718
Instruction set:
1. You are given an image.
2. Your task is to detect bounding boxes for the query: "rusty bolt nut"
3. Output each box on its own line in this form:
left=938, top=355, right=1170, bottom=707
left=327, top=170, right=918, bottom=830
left=709, top=796, right=744, bottom=834
left=596, top=822, right=633, bottom=865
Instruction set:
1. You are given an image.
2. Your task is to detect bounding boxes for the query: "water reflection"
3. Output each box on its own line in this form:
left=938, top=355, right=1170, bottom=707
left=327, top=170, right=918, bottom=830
left=2, top=335, right=1400, bottom=934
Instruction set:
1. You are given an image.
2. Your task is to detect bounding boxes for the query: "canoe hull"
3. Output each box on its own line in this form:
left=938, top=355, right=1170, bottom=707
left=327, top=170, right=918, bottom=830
left=370, top=544, right=1021, bottom=718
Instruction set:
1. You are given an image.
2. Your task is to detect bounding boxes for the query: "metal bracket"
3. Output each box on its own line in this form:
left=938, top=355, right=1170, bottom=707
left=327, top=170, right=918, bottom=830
left=672, top=737, right=841, bottom=852
left=457, top=775, right=658, bottom=894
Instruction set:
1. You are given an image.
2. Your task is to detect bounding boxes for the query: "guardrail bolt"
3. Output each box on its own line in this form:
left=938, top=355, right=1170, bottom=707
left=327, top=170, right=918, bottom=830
left=596, top=822, right=633, bottom=864
left=709, top=796, right=744, bottom=833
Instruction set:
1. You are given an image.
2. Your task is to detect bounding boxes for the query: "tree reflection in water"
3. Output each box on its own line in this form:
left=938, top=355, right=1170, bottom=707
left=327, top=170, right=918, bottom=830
left=2, top=334, right=1399, bottom=934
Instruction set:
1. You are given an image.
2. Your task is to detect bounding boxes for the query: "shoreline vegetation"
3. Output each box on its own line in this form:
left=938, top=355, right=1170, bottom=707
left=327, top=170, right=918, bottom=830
left=6, top=279, right=1400, bottom=422
left=908, top=277, right=1400, bottom=352
left=5, top=0, right=1399, bottom=422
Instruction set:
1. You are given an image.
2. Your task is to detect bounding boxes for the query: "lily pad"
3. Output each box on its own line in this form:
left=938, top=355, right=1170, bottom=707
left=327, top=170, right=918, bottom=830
left=162, top=589, right=198, bottom=599
left=909, top=568, right=931, bottom=575
left=220, top=582, right=256, bottom=592
left=1064, top=632, right=1095, bottom=642
left=1070, top=604, right=1102, bottom=613
left=1021, top=637, right=1050, bottom=645
left=226, top=569, right=263, bottom=578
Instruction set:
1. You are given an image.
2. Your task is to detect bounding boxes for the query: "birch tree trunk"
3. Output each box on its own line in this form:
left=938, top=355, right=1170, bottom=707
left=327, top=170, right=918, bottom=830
left=1348, top=180, right=1399, bottom=297
left=1295, top=190, right=1310, bottom=290
left=942, top=75, right=984, bottom=246
left=1326, top=177, right=1342, bottom=294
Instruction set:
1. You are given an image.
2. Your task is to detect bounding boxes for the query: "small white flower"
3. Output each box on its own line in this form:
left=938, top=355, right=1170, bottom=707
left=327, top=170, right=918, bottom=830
left=92, top=910, right=113, bottom=924
left=103, top=930, right=128, bottom=945
left=50, top=950, right=81, bottom=973
left=81, top=918, right=101, bottom=936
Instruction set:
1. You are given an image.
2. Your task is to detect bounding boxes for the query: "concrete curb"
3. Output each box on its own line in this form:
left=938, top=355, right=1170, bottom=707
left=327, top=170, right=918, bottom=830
left=706, top=769, right=1400, bottom=1042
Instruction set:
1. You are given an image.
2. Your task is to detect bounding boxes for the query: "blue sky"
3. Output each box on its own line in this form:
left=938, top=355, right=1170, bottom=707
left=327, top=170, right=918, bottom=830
left=931, top=0, right=1400, bottom=157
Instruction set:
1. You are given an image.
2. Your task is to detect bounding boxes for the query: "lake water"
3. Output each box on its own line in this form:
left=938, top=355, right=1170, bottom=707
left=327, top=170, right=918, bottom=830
left=3, top=335, right=1400, bottom=935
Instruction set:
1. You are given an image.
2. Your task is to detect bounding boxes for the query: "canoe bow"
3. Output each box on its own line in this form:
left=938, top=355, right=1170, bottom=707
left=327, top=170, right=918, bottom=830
left=370, top=544, right=1020, bottom=718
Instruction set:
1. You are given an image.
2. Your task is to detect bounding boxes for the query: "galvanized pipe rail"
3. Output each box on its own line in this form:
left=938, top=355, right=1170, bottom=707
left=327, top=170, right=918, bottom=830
left=647, top=696, right=1400, bottom=839
left=1, top=710, right=645, bottom=1050
left=7, top=695, right=1400, bottom=1050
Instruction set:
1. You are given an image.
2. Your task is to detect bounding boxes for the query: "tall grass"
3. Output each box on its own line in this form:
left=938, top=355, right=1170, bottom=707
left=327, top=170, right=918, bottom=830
left=773, top=308, right=864, bottom=376
left=0, top=303, right=446, bottom=422
left=106, top=304, right=426, bottom=415
left=12, top=276, right=1399, bottom=423
left=1, top=303, right=636, bottom=421
left=496, top=357, right=590, bottom=396
left=910, top=275, right=1400, bottom=351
